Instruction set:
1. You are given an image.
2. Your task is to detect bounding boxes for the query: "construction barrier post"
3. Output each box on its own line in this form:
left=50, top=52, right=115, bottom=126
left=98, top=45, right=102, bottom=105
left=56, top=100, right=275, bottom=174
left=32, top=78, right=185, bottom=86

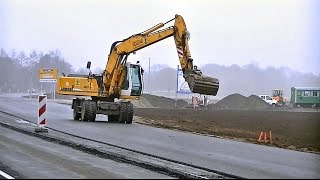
left=35, top=95, right=48, bottom=133
left=258, top=131, right=263, bottom=142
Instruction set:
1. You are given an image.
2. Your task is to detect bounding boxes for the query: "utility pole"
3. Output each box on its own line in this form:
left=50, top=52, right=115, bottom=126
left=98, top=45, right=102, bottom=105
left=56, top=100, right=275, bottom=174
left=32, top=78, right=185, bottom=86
left=30, top=63, right=34, bottom=99
left=148, top=57, right=151, bottom=94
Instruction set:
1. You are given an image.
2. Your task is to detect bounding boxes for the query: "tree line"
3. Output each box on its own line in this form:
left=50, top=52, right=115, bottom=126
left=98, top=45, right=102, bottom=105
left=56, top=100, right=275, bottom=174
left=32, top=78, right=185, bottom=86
left=1, top=48, right=319, bottom=99
left=0, top=49, right=73, bottom=93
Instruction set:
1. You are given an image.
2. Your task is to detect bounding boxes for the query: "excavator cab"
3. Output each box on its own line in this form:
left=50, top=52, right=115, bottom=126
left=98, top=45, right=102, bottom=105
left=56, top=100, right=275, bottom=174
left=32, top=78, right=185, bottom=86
left=120, top=62, right=144, bottom=98
left=272, top=89, right=283, bottom=98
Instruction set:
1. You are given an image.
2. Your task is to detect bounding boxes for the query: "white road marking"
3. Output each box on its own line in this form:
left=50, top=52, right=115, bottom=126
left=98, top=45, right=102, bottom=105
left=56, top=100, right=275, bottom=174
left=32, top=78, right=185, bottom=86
left=0, top=170, right=15, bottom=179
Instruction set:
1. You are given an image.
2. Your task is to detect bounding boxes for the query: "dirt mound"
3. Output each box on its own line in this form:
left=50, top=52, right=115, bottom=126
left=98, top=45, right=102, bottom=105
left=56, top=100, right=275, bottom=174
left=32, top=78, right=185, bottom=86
left=208, top=93, right=270, bottom=110
left=247, top=95, right=270, bottom=108
left=132, top=96, right=154, bottom=108
left=140, top=94, right=188, bottom=108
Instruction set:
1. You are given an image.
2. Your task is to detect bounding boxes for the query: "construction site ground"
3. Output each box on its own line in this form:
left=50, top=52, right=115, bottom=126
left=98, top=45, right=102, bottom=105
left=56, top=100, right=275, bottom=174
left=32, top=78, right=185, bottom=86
left=133, top=94, right=320, bottom=154
left=49, top=93, right=320, bottom=154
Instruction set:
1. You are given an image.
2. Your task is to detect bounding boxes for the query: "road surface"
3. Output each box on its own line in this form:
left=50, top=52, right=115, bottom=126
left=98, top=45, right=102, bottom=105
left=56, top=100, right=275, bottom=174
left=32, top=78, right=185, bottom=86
left=0, top=94, right=319, bottom=178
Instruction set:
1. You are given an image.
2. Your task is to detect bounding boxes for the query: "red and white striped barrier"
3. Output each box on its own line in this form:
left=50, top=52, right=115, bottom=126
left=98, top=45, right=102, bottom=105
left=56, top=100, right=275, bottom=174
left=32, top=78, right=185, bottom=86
left=35, top=95, right=48, bottom=132
left=38, top=95, right=47, bottom=126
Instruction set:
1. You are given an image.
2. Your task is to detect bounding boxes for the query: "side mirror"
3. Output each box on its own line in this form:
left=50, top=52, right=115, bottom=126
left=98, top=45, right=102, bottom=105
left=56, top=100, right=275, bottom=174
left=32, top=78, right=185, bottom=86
left=87, top=61, right=91, bottom=69
left=193, top=65, right=197, bottom=70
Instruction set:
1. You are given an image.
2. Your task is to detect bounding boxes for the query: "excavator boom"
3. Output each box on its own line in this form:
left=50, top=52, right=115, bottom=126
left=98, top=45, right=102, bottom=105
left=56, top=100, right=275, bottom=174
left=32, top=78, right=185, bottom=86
left=104, top=14, right=219, bottom=96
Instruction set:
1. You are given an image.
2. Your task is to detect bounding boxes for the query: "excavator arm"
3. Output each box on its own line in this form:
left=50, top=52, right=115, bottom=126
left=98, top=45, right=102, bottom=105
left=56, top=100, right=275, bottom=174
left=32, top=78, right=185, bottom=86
left=104, top=14, right=219, bottom=97
left=56, top=14, right=219, bottom=123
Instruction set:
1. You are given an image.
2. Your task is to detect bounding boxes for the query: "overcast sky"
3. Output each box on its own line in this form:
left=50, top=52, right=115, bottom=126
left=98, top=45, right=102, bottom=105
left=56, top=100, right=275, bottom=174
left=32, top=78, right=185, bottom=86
left=1, top=0, right=319, bottom=75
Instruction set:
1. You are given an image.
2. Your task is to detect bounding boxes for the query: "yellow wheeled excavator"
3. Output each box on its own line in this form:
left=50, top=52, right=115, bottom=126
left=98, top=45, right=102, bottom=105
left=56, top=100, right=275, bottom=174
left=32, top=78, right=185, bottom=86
left=56, top=14, right=219, bottom=123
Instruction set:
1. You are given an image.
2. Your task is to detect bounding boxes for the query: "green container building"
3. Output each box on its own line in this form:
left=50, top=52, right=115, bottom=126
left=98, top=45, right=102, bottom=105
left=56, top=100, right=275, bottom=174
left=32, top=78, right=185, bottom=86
left=290, top=87, right=320, bottom=108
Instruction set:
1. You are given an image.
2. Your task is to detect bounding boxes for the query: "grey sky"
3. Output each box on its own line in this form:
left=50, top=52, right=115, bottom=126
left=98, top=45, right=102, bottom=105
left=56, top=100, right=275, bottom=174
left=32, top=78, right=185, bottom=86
left=1, top=0, right=319, bottom=75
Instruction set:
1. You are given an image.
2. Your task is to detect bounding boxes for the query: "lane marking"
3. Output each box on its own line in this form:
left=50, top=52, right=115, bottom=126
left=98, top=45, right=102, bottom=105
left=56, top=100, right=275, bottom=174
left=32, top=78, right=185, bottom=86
left=0, top=170, right=15, bottom=179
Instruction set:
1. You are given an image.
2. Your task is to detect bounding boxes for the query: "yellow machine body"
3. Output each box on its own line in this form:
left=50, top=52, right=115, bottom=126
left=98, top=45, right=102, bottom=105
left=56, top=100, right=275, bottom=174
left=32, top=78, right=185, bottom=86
left=57, top=77, right=99, bottom=97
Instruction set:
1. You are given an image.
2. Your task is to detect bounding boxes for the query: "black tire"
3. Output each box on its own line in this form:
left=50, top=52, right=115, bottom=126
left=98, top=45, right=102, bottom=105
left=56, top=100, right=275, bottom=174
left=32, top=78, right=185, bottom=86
left=126, top=103, right=133, bottom=124
left=119, top=102, right=127, bottom=123
left=118, top=102, right=133, bottom=124
left=81, top=100, right=97, bottom=122
left=73, top=99, right=81, bottom=120
left=271, top=103, right=276, bottom=108
left=278, top=101, right=284, bottom=107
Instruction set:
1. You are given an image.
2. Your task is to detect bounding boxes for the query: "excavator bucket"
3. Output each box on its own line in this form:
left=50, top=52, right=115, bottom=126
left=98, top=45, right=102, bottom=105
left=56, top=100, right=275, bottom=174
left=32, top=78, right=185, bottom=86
left=185, top=74, right=219, bottom=96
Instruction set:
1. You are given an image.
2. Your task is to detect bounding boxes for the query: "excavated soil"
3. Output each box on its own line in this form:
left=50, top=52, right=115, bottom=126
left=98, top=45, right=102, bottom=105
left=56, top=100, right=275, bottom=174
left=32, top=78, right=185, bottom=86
left=134, top=93, right=320, bottom=153
left=132, top=94, right=188, bottom=108
left=207, top=94, right=270, bottom=110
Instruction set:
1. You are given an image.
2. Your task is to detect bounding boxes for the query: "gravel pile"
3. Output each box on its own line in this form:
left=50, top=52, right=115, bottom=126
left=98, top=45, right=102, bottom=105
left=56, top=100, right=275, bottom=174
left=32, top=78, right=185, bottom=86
left=247, top=95, right=270, bottom=108
left=208, top=93, right=270, bottom=110
left=140, top=94, right=188, bottom=108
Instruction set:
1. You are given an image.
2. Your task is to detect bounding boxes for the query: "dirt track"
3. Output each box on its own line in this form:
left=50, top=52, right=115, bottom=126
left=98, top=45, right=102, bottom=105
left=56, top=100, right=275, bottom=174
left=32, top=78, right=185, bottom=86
left=134, top=108, right=320, bottom=153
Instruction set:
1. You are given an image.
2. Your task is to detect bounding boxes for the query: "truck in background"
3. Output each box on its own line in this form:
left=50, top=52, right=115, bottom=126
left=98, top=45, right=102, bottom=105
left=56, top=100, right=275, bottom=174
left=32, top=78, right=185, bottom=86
left=259, top=94, right=277, bottom=107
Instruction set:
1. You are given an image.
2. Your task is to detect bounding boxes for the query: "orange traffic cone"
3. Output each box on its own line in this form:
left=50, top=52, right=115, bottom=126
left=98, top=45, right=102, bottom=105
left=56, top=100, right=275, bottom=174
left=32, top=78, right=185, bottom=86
left=258, top=131, right=273, bottom=143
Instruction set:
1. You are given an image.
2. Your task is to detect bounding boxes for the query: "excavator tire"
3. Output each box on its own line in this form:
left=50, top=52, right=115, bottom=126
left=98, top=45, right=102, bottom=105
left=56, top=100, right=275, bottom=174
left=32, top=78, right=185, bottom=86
left=126, top=103, right=133, bottom=124
left=73, top=99, right=81, bottom=120
left=81, top=100, right=97, bottom=122
left=118, top=102, right=133, bottom=124
left=118, top=102, right=127, bottom=123
left=186, top=74, right=219, bottom=96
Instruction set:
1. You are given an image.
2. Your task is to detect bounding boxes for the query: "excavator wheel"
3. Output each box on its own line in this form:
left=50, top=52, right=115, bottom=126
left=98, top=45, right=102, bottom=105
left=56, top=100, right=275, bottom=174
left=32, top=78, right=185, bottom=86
left=126, top=103, right=133, bottom=124
left=81, top=100, right=97, bottom=122
left=186, top=74, right=219, bottom=96
left=118, top=102, right=133, bottom=124
left=119, top=102, right=127, bottom=123
left=73, top=99, right=81, bottom=120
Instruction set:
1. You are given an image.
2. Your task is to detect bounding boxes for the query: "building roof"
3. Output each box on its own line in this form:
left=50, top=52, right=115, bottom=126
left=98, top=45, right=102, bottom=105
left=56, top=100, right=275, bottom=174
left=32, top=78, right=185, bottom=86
left=292, top=87, right=320, bottom=90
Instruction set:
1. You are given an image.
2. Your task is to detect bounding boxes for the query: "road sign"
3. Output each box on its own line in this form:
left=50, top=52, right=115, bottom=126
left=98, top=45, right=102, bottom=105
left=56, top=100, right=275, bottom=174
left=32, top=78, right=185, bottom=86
left=39, top=68, right=58, bottom=83
left=39, top=79, right=57, bottom=83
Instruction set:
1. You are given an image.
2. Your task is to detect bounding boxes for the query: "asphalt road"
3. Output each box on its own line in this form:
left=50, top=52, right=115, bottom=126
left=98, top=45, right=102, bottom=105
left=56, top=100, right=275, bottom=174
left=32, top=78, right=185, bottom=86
left=0, top=94, right=319, bottom=178
left=0, top=117, right=172, bottom=179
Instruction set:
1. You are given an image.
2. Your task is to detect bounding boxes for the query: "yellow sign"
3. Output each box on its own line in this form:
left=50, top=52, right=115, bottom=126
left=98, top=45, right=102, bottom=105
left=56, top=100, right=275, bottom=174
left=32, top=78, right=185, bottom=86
left=39, top=68, right=57, bottom=79
left=75, top=79, right=80, bottom=86
left=39, top=68, right=58, bottom=82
